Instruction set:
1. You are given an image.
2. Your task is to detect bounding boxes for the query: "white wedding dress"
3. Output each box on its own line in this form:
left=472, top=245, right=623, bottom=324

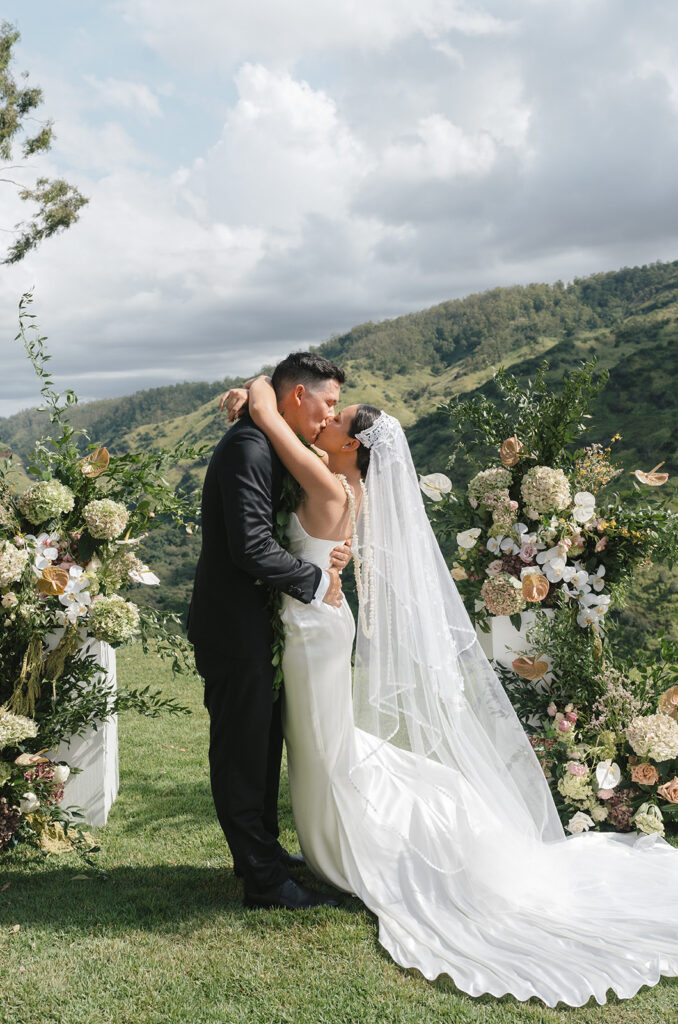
left=280, top=510, right=678, bottom=1008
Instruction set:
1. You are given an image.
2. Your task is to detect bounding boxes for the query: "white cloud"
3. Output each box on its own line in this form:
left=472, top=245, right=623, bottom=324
left=379, top=114, right=496, bottom=181
left=116, top=0, right=512, bottom=69
left=84, top=76, right=164, bottom=118
left=187, top=64, right=367, bottom=231
left=3, top=1, right=678, bottom=417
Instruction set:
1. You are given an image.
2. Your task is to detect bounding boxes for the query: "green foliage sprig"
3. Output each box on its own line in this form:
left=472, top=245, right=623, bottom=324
left=1, top=23, right=88, bottom=263
left=269, top=470, right=303, bottom=698
left=1, top=296, right=201, bottom=856
left=441, top=358, right=608, bottom=472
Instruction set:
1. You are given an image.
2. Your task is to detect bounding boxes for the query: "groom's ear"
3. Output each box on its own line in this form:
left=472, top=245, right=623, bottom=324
left=292, top=383, right=306, bottom=406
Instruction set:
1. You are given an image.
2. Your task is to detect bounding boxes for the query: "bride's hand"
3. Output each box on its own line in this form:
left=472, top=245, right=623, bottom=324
left=220, top=387, right=249, bottom=421
left=329, top=539, right=352, bottom=572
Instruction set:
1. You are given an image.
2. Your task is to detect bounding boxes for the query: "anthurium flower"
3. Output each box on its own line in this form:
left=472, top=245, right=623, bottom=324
left=129, top=564, right=160, bottom=585
left=419, top=473, right=453, bottom=501
left=595, top=760, right=621, bottom=790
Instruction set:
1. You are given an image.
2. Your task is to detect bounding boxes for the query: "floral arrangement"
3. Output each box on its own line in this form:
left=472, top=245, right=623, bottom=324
left=0, top=294, right=208, bottom=857
left=523, top=647, right=678, bottom=838
left=421, top=360, right=678, bottom=836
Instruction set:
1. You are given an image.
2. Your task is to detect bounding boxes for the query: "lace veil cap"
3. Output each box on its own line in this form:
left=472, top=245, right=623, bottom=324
left=355, top=411, right=396, bottom=449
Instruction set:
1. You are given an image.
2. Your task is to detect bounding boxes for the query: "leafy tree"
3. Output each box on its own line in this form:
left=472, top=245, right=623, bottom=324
left=0, top=21, right=88, bottom=263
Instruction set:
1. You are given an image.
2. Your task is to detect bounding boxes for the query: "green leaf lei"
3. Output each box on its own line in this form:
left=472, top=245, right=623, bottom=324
left=269, top=469, right=301, bottom=699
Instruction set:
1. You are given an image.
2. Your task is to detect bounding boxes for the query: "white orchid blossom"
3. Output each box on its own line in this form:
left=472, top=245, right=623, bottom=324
left=568, top=565, right=590, bottom=591
left=589, top=564, right=606, bottom=592
left=58, top=572, right=92, bottom=622
left=544, top=558, right=567, bottom=582
left=577, top=607, right=604, bottom=628
left=35, top=532, right=60, bottom=561
left=573, top=491, right=596, bottom=524
left=486, top=536, right=503, bottom=554
left=536, top=545, right=569, bottom=582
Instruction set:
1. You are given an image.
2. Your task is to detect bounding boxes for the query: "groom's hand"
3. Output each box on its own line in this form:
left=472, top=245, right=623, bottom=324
left=329, top=539, right=352, bottom=573
left=322, top=568, right=343, bottom=607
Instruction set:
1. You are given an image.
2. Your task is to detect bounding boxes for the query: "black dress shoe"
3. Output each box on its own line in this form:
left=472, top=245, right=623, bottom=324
left=233, top=849, right=305, bottom=878
left=281, top=850, right=305, bottom=870
left=244, top=877, right=340, bottom=910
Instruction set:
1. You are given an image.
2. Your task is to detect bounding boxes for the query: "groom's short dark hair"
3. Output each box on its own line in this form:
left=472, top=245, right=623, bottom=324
left=271, top=351, right=345, bottom=397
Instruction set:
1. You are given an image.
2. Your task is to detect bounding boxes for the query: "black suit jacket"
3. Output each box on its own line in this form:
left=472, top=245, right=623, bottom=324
left=187, top=414, right=321, bottom=675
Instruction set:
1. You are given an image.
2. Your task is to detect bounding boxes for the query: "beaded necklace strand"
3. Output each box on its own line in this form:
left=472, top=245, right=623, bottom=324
left=335, top=473, right=374, bottom=638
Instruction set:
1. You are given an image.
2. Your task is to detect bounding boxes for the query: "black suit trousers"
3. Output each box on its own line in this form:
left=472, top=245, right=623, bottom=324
left=203, top=657, right=289, bottom=894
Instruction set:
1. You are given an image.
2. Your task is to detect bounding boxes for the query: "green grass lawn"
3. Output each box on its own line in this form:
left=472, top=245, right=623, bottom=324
left=1, top=646, right=678, bottom=1024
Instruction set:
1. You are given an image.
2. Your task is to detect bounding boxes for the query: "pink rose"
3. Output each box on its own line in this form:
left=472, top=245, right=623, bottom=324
left=546, top=702, right=557, bottom=717
left=486, top=560, right=504, bottom=576
left=13, top=535, right=25, bottom=547
left=557, top=719, right=573, bottom=732
left=597, top=789, right=614, bottom=800
left=520, top=543, right=538, bottom=562
left=595, top=537, right=607, bottom=552
left=567, top=762, right=587, bottom=776
left=565, top=711, right=578, bottom=723
left=509, top=500, right=519, bottom=510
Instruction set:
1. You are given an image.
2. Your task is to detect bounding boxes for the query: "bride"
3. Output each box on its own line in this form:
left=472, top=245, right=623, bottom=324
left=228, top=374, right=678, bottom=1008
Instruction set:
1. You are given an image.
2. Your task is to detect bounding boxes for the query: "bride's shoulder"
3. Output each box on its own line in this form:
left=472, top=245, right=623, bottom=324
left=310, top=444, right=329, bottom=466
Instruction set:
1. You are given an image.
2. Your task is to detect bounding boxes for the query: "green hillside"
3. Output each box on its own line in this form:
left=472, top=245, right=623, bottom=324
left=2, top=258, right=677, bottom=647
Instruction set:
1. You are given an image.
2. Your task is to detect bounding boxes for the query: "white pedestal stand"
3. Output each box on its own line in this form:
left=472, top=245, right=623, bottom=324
left=474, top=608, right=555, bottom=725
left=47, top=636, right=119, bottom=827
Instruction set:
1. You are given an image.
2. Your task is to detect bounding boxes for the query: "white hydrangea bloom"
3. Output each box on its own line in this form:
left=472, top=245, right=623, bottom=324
left=0, top=540, right=28, bottom=588
left=0, top=707, right=38, bottom=750
left=83, top=499, right=129, bottom=540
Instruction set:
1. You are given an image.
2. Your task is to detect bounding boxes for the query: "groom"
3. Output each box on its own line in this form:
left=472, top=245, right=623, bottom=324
left=188, top=352, right=350, bottom=909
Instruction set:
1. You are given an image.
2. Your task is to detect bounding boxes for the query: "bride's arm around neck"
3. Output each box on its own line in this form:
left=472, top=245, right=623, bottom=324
left=248, top=377, right=343, bottom=502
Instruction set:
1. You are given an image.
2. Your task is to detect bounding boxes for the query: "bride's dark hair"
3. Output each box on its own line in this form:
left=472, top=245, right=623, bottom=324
left=348, top=405, right=381, bottom=479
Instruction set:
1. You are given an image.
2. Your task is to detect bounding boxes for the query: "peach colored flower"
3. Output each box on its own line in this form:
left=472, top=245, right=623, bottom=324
left=657, top=777, right=678, bottom=804
left=658, top=686, right=678, bottom=721
left=597, top=789, right=614, bottom=800
left=630, top=762, right=659, bottom=786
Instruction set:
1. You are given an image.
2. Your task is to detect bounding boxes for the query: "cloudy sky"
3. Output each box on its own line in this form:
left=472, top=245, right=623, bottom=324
left=2, top=0, right=678, bottom=415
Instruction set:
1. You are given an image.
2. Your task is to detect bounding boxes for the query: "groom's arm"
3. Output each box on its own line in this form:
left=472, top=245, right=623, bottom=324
left=219, top=425, right=322, bottom=603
